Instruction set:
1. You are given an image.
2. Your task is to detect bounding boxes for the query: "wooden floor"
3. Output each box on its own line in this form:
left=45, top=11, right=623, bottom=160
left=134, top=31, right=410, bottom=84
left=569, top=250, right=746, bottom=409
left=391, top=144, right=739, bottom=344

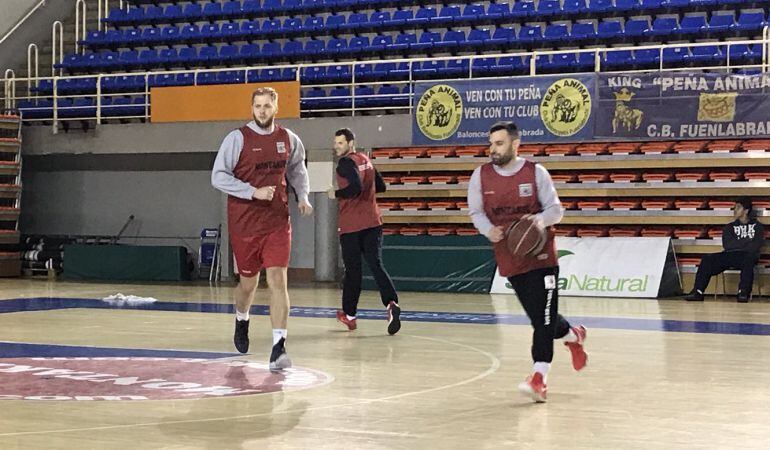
left=1, top=279, right=769, bottom=449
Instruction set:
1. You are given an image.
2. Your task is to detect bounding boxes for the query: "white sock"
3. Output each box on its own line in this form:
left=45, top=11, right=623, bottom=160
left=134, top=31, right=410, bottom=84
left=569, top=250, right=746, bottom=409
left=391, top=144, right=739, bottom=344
left=533, top=362, right=551, bottom=383
left=235, top=309, right=249, bottom=321
left=562, top=328, right=578, bottom=343
left=272, top=329, right=287, bottom=345
left=346, top=314, right=356, bottom=321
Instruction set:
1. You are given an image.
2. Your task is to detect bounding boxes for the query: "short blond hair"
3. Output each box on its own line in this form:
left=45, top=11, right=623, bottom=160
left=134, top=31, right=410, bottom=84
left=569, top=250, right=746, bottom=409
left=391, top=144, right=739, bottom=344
left=252, top=87, right=278, bottom=104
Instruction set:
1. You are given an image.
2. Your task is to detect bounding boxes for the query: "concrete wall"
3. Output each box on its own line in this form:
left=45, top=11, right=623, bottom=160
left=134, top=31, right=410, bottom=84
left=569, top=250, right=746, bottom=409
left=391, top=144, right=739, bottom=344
left=19, top=115, right=412, bottom=276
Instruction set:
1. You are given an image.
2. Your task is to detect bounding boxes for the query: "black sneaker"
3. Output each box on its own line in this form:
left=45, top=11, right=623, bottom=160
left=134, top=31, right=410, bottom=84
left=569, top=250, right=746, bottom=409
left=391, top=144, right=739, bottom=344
left=387, top=301, right=401, bottom=335
left=737, top=291, right=750, bottom=303
left=269, top=337, right=292, bottom=372
left=233, top=319, right=249, bottom=353
left=684, top=290, right=704, bottom=302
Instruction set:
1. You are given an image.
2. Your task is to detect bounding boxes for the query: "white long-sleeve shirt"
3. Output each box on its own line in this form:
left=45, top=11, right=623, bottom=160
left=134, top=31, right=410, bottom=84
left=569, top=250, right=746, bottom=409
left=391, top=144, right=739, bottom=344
left=468, top=157, right=564, bottom=238
left=211, top=121, right=310, bottom=204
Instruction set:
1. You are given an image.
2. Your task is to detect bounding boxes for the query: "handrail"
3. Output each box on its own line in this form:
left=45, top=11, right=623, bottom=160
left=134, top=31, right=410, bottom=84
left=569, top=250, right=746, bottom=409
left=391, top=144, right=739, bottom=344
left=763, top=26, right=769, bottom=73
left=75, top=0, right=87, bottom=55
left=0, top=0, right=47, bottom=47
left=27, top=44, right=38, bottom=98
left=3, top=70, right=15, bottom=110
left=52, top=21, right=63, bottom=77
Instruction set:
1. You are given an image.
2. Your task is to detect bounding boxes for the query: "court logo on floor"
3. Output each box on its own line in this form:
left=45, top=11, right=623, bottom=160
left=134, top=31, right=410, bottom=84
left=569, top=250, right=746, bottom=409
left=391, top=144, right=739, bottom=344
left=0, top=357, right=332, bottom=401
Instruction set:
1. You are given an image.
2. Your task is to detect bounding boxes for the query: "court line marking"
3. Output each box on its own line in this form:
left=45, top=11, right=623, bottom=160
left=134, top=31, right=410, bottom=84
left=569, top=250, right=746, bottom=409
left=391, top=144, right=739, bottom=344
left=0, top=334, right=500, bottom=438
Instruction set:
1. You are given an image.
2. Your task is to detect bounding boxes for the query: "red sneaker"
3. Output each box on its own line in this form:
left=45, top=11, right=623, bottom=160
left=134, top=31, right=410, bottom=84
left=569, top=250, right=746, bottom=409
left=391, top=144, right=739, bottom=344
left=564, top=325, right=588, bottom=371
left=517, top=372, right=547, bottom=403
left=336, top=310, right=357, bottom=331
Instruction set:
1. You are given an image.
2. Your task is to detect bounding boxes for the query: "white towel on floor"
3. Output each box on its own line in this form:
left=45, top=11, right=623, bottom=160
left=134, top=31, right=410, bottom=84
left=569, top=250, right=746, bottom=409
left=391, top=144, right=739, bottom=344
left=102, top=293, right=158, bottom=306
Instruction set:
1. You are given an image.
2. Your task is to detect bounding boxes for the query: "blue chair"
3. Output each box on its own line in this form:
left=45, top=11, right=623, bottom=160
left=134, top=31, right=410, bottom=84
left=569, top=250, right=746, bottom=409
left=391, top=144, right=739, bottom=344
left=302, top=39, right=326, bottom=59
left=727, top=44, right=755, bottom=65
left=262, top=0, right=283, bottom=13
left=328, top=87, right=352, bottom=109
left=160, top=26, right=180, bottom=44
left=104, top=8, right=127, bottom=25
left=354, top=63, right=374, bottom=81
left=392, top=33, right=417, bottom=52
left=325, top=65, right=352, bottom=83
left=634, top=48, right=661, bottom=67
left=436, top=30, right=466, bottom=52
left=708, top=14, right=735, bottom=34
left=648, top=17, right=679, bottom=37
left=340, top=13, right=366, bottom=32
left=615, top=0, right=640, bottom=12
left=431, top=5, right=461, bottom=26
left=157, top=48, right=178, bottom=67
left=301, top=66, right=326, bottom=83
left=444, top=59, right=470, bottom=77
left=263, top=18, right=283, bottom=35
left=175, top=73, right=195, bottom=86
left=163, top=5, right=183, bottom=21
left=219, top=44, right=239, bottom=64
left=282, top=40, right=304, bottom=58
left=413, top=61, right=442, bottom=79
left=604, top=50, right=634, bottom=69
left=149, top=73, right=175, bottom=88
left=139, top=28, right=161, bottom=46
left=180, top=24, right=201, bottom=44
left=537, top=0, right=562, bottom=17
left=346, top=36, right=372, bottom=56
left=370, top=35, right=393, bottom=53
left=735, top=12, right=766, bottom=32
left=519, top=25, right=543, bottom=43
left=200, top=23, right=220, bottom=41
left=597, top=21, right=623, bottom=41
left=218, top=70, right=245, bottom=84
left=408, top=7, right=438, bottom=26
left=564, top=0, right=589, bottom=13
left=177, top=47, right=198, bottom=66
left=181, top=3, right=203, bottom=21
left=261, top=42, right=281, bottom=59
left=544, top=24, right=570, bottom=43
left=460, top=4, right=485, bottom=24
left=511, top=0, right=536, bottom=18
left=386, top=9, right=414, bottom=26
left=353, top=86, right=376, bottom=108
left=680, top=16, right=708, bottom=35
left=624, top=19, right=650, bottom=38
left=242, top=0, right=262, bottom=15
left=467, top=28, right=491, bottom=49
left=471, top=57, right=496, bottom=77
left=301, top=88, right=326, bottom=110
left=662, top=47, right=689, bottom=66
left=535, top=54, right=554, bottom=73
left=662, top=0, right=690, bottom=10
left=303, top=16, right=324, bottom=33
left=572, top=22, right=597, bottom=41
left=638, top=0, right=662, bottom=11
left=489, top=27, right=515, bottom=46
left=221, top=22, right=241, bottom=40
left=283, top=0, right=302, bottom=13
left=202, top=1, right=223, bottom=20
left=578, top=52, right=598, bottom=70
left=370, top=11, right=390, bottom=27
left=223, top=1, right=243, bottom=19
left=240, top=21, right=259, bottom=40
left=327, top=37, right=348, bottom=55
left=138, top=49, right=159, bottom=68
left=587, top=0, right=612, bottom=13
left=411, top=31, right=441, bottom=53
left=197, top=72, right=218, bottom=85
left=374, top=85, right=401, bottom=108
left=325, top=14, right=347, bottom=31
left=550, top=53, right=578, bottom=71
left=687, top=45, right=725, bottom=65
left=103, top=29, right=122, bottom=46
left=487, top=2, right=509, bottom=20
left=198, top=46, right=219, bottom=65
left=490, top=56, right=529, bottom=76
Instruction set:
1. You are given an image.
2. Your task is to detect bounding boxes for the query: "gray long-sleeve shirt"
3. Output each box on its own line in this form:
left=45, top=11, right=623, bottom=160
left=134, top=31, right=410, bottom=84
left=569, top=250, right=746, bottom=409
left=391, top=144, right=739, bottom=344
left=211, top=121, right=310, bottom=204
left=468, top=158, right=564, bottom=238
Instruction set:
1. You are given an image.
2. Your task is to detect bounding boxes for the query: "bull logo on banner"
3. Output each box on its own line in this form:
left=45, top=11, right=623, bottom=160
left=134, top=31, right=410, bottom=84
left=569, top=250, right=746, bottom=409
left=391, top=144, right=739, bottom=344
left=416, top=84, right=463, bottom=141
left=541, top=78, right=592, bottom=137
left=611, top=88, right=644, bottom=134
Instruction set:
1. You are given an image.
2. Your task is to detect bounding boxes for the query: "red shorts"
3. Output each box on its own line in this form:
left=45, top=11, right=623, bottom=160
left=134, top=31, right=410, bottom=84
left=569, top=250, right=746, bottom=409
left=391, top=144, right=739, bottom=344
left=230, top=225, right=291, bottom=277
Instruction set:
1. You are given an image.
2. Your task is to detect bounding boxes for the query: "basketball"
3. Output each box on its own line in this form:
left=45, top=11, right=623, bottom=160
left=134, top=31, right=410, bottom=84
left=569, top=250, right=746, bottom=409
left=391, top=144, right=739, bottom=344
left=505, top=216, right=545, bottom=257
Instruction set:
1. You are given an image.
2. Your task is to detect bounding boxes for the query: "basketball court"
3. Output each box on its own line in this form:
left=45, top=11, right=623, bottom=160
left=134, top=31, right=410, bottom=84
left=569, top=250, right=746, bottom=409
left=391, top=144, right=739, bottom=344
left=1, top=279, right=769, bottom=449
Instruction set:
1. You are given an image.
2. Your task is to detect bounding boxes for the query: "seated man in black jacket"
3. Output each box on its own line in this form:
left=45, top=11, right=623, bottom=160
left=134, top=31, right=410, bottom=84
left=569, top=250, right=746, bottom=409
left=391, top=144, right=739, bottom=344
left=685, top=197, right=765, bottom=302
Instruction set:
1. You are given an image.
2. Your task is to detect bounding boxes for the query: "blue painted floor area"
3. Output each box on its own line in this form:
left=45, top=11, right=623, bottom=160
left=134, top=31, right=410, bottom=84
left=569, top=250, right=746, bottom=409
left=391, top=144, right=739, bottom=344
left=0, top=341, right=239, bottom=359
left=1, top=297, right=769, bottom=336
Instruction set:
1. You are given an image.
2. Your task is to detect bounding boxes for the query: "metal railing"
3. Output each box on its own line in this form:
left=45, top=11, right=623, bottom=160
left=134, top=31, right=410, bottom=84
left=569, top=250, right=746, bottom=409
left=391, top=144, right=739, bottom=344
left=0, top=0, right=48, bottom=47
left=3, top=35, right=769, bottom=132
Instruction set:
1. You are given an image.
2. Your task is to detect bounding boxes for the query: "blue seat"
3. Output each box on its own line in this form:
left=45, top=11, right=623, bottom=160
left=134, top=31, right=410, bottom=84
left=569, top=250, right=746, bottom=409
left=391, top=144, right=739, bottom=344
left=587, top=0, right=612, bottom=13
left=414, top=61, right=444, bottom=79
left=327, top=37, right=348, bottom=55
left=680, top=16, right=708, bottom=35
left=615, top=0, right=640, bottom=11
left=634, top=48, right=661, bottom=66
left=218, top=70, right=245, bottom=84
left=19, top=99, right=53, bottom=119
left=489, top=27, right=515, bottom=46
left=471, top=57, right=496, bottom=76
left=370, top=11, right=390, bottom=26
left=624, top=19, right=650, bottom=37
left=263, top=18, right=283, bottom=35
left=375, top=85, right=407, bottom=108
left=261, top=42, right=281, bottom=59
left=325, top=65, right=351, bottom=83
left=638, top=0, right=662, bottom=11
left=460, top=4, right=485, bottom=23
left=346, top=36, right=371, bottom=55
left=411, top=31, right=441, bottom=53
left=735, top=11, right=766, bottom=32
left=386, top=9, right=413, bottom=27
left=537, top=0, right=562, bottom=17
left=219, top=44, right=239, bottom=64
left=124, top=7, right=144, bottom=26
left=518, top=25, right=543, bottom=43
left=392, top=33, right=417, bottom=52
left=302, top=39, right=326, bottom=58
left=544, top=24, right=570, bottom=42
left=149, top=73, right=175, bottom=88
left=662, top=47, right=689, bottom=66
left=177, top=47, right=198, bottom=65
left=160, top=26, right=180, bottom=44
left=139, top=28, right=161, bottom=46
left=597, top=21, right=623, bottom=40
left=550, top=53, right=578, bottom=71
left=198, top=46, right=219, bottom=65
left=180, top=24, right=201, bottom=43
left=328, top=87, right=352, bottom=109
left=163, top=5, right=183, bottom=21
left=354, top=86, right=376, bottom=108
left=123, top=29, right=142, bottom=45
left=491, top=56, right=530, bottom=75
left=220, top=22, right=240, bottom=40
left=431, top=5, right=461, bottom=26
left=97, top=51, right=119, bottom=70
left=181, top=3, right=203, bottom=21
left=648, top=17, right=679, bottom=36
left=240, top=21, right=259, bottom=39
left=174, top=73, right=195, bottom=86
left=688, top=45, right=725, bottom=65
left=511, top=0, right=536, bottom=18
left=262, top=0, right=282, bottom=13
left=408, top=7, right=437, bottom=26
left=728, top=43, right=759, bottom=64
left=444, top=59, right=470, bottom=77
left=105, top=8, right=126, bottom=25
left=157, top=48, right=177, bottom=67
left=662, top=0, right=690, bottom=10
left=301, top=66, right=326, bottom=83
left=467, top=28, right=491, bottom=48
left=487, top=2, right=509, bottom=20
left=138, top=49, right=159, bottom=67
left=564, top=0, right=588, bottom=13
left=34, top=79, right=54, bottom=94
left=223, top=1, right=243, bottom=18
left=200, top=23, right=220, bottom=40
left=301, top=88, right=326, bottom=110
left=572, top=22, right=597, bottom=41
left=242, top=0, right=262, bottom=15
left=202, top=1, right=223, bottom=20
left=283, top=0, right=302, bottom=13
left=325, top=14, right=347, bottom=31
left=604, top=50, right=634, bottom=69
left=281, top=17, right=302, bottom=34
left=197, top=72, right=218, bottom=85
left=103, top=29, right=122, bottom=46
left=535, top=54, right=553, bottom=72
left=370, top=35, right=393, bottom=53
left=577, top=52, right=597, bottom=70
left=354, top=63, right=374, bottom=81
left=282, top=40, right=303, bottom=58
left=436, top=30, right=466, bottom=52
left=709, top=14, right=735, bottom=33
left=340, top=13, right=366, bottom=32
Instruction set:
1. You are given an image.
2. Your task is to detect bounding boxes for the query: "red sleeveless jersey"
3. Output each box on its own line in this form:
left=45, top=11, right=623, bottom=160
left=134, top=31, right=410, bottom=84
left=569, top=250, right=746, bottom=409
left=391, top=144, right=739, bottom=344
left=480, top=160, right=557, bottom=277
left=227, top=125, right=292, bottom=237
left=336, top=152, right=382, bottom=234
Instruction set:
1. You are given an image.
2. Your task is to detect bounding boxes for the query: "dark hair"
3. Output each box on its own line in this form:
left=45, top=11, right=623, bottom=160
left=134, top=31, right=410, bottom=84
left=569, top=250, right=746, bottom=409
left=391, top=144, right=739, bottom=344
left=489, top=121, right=521, bottom=139
left=736, top=197, right=753, bottom=213
left=335, top=128, right=356, bottom=142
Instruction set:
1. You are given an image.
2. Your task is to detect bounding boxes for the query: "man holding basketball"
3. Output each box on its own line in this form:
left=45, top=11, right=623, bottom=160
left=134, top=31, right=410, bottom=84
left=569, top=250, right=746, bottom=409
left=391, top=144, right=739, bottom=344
left=468, top=121, right=587, bottom=403
left=212, top=87, right=312, bottom=372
